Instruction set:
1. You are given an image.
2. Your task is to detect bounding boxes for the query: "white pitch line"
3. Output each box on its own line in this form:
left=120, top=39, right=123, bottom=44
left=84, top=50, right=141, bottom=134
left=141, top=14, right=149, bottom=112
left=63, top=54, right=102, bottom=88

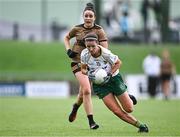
left=1, top=136, right=180, bottom=137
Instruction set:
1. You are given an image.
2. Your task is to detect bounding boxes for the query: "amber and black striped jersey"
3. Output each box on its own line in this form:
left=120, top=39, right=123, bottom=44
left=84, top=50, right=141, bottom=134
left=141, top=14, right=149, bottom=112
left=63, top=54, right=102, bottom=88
left=68, top=23, right=108, bottom=62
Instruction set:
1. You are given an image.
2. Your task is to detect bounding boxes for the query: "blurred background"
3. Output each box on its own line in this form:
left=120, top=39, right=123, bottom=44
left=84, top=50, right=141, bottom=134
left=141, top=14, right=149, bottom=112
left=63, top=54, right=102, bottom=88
left=0, top=0, right=180, bottom=99
left=0, top=0, right=180, bottom=43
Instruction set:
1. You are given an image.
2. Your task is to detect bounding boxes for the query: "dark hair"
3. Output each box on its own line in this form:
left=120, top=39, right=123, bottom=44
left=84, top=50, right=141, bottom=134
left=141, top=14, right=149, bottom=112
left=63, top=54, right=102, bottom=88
left=84, top=33, right=98, bottom=41
left=84, top=2, right=96, bottom=15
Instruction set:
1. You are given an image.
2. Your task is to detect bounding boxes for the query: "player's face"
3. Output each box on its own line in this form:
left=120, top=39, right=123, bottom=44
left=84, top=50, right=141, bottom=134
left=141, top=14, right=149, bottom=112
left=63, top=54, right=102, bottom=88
left=83, top=10, right=95, bottom=28
left=85, top=40, right=99, bottom=56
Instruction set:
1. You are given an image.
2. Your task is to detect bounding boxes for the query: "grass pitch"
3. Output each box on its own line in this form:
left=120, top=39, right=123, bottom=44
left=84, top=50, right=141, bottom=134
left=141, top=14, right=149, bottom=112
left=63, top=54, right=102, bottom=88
left=0, top=97, right=180, bottom=137
left=0, top=40, right=180, bottom=81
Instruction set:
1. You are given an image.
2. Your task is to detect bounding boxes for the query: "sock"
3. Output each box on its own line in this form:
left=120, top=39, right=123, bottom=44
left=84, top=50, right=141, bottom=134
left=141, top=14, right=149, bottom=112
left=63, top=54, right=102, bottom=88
left=73, top=103, right=80, bottom=112
left=134, top=121, right=142, bottom=128
left=87, top=115, right=95, bottom=125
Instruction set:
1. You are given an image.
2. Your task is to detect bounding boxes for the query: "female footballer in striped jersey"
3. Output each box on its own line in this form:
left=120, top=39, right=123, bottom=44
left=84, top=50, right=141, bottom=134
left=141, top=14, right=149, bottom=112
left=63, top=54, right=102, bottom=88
left=64, top=2, right=108, bottom=129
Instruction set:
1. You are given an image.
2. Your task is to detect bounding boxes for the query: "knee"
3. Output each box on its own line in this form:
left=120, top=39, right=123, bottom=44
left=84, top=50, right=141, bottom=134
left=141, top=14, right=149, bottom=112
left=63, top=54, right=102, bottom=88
left=82, top=87, right=91, bottom=95
left=124, top=106, right=133, bottom=113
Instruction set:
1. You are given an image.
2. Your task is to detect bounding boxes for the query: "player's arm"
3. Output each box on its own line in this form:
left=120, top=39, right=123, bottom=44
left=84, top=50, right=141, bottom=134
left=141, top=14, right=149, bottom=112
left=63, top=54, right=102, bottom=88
left=102, top=48, right=122, bottom=75
left=103, top=58, right=122, bottom=84
left=64, top=32, right=78, bottom=58
left=81, top=64, right=95, bottom=81
left=64, top=33, right=71, bottom=50
left=110, top=59, right=122, bottom=75
left=98, top=28, right=108, bottom=48
left=81, top=63, right=88, bottom=75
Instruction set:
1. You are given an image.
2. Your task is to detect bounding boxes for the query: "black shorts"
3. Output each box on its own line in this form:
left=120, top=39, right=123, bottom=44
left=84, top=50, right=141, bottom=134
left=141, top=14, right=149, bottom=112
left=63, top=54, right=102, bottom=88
left=71, top=62, right=81, bottom=74
left=161, top=74, right=172, bottom=81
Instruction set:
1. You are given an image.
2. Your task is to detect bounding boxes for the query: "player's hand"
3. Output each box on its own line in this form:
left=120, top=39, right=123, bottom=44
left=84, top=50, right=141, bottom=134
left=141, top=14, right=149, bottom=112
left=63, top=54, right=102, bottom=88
left=88, top=75, right=95, bottom=81
left=103, top=73, right=112, bottom=84
left=67, top=49, right=78, bottom=58
left=87, top=70, right=95, bottom=81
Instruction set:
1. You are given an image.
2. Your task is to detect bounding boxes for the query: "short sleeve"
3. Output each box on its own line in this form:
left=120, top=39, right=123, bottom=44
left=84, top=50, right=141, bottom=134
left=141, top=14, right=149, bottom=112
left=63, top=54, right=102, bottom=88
left=108, top=54, right=118, bottom=65
left=68, top=27, right=77, bottom=39
left=97, top=28, right=108, bottom=42
left=101, top=47, right=118, bottom=65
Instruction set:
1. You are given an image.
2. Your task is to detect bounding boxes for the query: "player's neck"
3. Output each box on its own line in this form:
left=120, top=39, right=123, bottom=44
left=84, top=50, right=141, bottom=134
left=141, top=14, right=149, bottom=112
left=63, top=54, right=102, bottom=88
left=92, top=48, right=101, bottom=58
left=84, top=23, right=94, bottom=29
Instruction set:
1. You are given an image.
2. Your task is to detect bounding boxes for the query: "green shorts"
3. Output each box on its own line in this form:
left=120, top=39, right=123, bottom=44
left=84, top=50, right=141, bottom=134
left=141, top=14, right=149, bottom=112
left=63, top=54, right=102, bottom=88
left=92, top=73, right=127, bottom=99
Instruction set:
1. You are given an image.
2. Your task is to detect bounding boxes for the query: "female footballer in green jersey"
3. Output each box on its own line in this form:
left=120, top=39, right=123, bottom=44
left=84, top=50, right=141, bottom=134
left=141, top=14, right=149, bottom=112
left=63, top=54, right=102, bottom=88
left=81, top=33, right=149, bottom=133
left=64, top=3, right=108, bottom=129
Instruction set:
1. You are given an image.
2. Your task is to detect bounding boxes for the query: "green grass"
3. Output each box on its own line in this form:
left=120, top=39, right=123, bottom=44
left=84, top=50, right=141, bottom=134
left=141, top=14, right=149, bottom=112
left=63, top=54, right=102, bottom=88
left=0, top=40, right=180, bottom=81
left=0, top=40, right=74, bottom=81
left=111, top=43, right=180, bottom=74
left=0, top=97, right=180, bottom=136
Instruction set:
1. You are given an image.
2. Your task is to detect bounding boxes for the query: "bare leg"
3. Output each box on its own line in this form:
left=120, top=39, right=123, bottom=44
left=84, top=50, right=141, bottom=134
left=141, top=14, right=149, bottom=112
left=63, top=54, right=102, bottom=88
left=162, top=80, right=170, bottom=99
left=102, top=92, right=149, bottom=132
left=76, top=72, right=93, bottom=115
left=75, top=71, right=99, bottom=129
left=116, top=91, right=133, bottom=113
left=103, top=93, right=138, bottom=127
left=75, top=86, right=83, bottom=106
